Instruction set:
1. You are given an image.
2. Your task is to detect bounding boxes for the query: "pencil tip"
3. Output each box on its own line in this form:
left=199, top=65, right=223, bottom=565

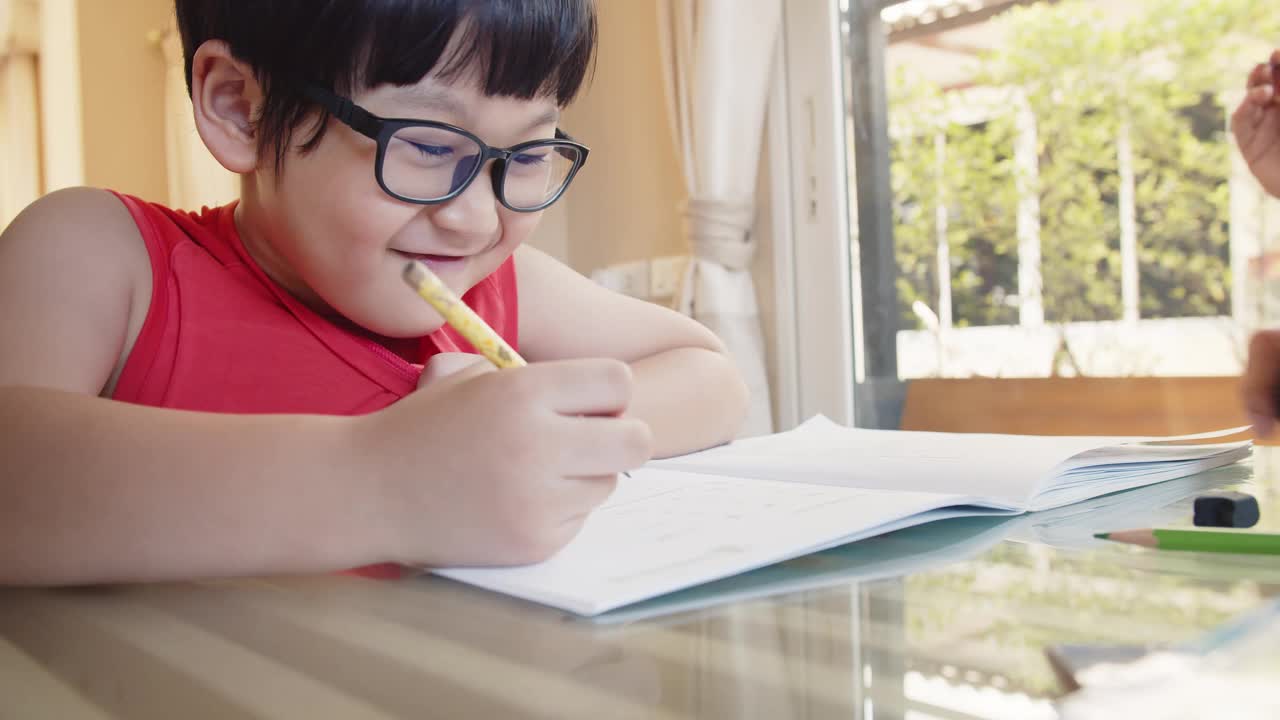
left=403, top=260, right=425, bottom=285
left=1093, top=532, right=1110, bottom=540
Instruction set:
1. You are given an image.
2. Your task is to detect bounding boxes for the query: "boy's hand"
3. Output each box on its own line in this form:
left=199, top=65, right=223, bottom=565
left=357, top=358, right=652, bottom=567
left=1232, top=51, right=1280, bottom=198
left=417, top=352, right=493, bottom=389
left=1244, top=330, right=1280, bottom=438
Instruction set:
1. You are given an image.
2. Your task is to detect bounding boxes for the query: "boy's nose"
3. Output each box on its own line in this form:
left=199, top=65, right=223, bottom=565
left=432, top=161, right=501, bottom=238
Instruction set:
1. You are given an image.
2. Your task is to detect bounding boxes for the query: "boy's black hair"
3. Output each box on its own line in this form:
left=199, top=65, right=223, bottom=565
left=175, top=0, right=597, bottom=169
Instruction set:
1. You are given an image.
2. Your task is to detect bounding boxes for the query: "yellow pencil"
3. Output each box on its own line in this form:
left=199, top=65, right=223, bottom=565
left=402, top=260, right=526, bottom=369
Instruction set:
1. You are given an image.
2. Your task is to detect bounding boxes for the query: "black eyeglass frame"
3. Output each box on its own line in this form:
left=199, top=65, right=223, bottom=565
left=302, top=85, right=590, bottom=213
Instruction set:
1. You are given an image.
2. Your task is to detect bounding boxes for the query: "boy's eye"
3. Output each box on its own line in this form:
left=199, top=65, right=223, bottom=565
left=511, top=151, right=549, bottom=166
left=507, top=151, right=551, bottom=176
left=410, top=142, right=455, bottom=158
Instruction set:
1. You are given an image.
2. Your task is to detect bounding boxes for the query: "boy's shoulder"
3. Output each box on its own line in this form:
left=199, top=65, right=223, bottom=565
left=1, top=187, right=228, bottom=273
left=1, top=186, right=151, bottom=308
left=0, top=187, right=155, bottom=394
left=3, top=187, right=143, bottom=252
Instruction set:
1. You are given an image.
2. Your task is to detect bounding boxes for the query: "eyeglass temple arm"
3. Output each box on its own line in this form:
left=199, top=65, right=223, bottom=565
left=301, top=85, right=383, bottom=139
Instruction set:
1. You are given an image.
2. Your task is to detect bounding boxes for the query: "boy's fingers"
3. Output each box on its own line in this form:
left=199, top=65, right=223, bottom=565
left=418, top=352, right=494, bottom=389
left=521, top=359, right=635, bottom=416
left=1233, top=98, right=1280, bottom=158
left=1252, top=414, right=1274, bottom=439
left=1248, top=62, right=1271, bottom=91
left=556, top=475, right=621, bottom=515
left=1231, top=98, right=1257, bottom=139
left=558, top=416, right=653, bottom=476
left=1242, top=332, right=1280, bottom=432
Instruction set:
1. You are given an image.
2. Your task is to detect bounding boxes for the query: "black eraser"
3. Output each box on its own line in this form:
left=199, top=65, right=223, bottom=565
left=1193, top=492, right=1260, bottom=528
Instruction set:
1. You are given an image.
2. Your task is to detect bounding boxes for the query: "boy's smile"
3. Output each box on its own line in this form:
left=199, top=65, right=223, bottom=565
left=389, top=247, right=491, bottom=285
left=393, top=251, right=469, bottom=267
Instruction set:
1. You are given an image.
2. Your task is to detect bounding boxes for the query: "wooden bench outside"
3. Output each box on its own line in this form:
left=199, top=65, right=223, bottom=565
left=900, top=376, right=1254, bottom=439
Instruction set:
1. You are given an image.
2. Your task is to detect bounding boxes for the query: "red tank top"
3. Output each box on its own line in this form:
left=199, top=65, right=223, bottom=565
left=108, top=192, right=519, bottom=578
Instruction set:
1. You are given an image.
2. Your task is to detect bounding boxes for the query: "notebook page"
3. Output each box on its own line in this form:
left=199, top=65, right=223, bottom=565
left=653, top=417, right=1251, bottom=508
left=1056, top=427, right=1251, bottom=471
left=436, top=468, right=1002, bottom=616
left=1028, top=445, right=1252, bottom=510
left=593, top=514, right=1021, bottom=626
left=1034, top=432, right=1250, bottom=501
left=1056, top=444, right=1251, bottom=481
left=650, top=416, right=1114, bottom=508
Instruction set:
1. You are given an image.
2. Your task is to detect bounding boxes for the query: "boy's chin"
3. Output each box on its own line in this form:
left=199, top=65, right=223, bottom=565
left=346, top=306, right=447, bottom=339
left=375, top=318, right=447, bottom=339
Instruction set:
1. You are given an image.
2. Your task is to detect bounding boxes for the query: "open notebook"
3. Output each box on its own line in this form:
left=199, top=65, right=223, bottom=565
left=435, top=416, right=1251, bottom=617
left=593, top=464, right=1253, bottom=625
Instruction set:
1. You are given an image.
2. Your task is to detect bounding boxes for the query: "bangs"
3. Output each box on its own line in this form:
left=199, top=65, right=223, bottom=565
left=358, top=0, right=596, bottom=105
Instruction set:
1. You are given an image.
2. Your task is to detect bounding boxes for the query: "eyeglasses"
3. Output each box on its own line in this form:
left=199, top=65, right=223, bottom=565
left=302, top=85, right=589, bottom=212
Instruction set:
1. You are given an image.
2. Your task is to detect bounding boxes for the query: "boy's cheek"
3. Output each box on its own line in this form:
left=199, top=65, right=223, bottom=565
left=498, top=213, right=541, bottom=248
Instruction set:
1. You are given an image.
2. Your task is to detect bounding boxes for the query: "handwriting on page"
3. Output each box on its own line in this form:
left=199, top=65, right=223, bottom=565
left=591, top=472, right=880, bottom=583
left=436, top=468, right=960, bottom=615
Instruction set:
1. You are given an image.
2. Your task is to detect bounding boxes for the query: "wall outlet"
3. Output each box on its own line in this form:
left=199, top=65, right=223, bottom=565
left=649, top=255, right=688, bottom=299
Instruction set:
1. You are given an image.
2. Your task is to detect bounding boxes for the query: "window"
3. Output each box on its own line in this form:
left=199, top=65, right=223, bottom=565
left=781, top=0, right=1280, bottom=431
left=769, top=7, right=1277, bottom=718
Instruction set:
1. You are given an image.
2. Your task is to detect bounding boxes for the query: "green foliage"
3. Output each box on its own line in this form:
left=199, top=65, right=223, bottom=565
left=888, top=0, right=1280, bottom=328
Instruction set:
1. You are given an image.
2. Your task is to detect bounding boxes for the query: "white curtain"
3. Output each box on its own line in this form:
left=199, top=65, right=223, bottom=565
left=158, top=23, right=237, bottom=211
left=0, top=0, right=40, bottom=229
left=657, top=0, right=781, bottom=438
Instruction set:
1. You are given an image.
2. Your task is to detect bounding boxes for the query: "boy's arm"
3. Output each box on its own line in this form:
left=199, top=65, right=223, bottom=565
left=0, top=189, right=382, bottom=583
left=0, top=387, right=381, bottom=584
left=515, top=246, right=750, bottom=458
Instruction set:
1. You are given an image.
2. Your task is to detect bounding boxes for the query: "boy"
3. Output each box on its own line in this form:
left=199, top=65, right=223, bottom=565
left=0, top=0, right=748, bottom=584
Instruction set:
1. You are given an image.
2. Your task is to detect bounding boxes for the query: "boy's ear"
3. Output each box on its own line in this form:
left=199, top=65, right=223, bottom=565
left=190, top=40, right=263, bottom=174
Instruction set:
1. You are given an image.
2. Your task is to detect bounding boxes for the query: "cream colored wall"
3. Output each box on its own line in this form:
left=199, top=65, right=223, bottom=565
left=555, top=0, right=687, bottom=274
left=75, top=0, right=170, bottom=200
left=36, top=0, right=170, bottom=197
left=1, top=0, right=42, bottom=227
left=38, top=0, right=84, bottom=191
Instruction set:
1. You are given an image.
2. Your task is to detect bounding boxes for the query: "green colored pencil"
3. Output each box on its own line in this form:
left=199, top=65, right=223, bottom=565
left=1095, top=528, right=1280, bottom=555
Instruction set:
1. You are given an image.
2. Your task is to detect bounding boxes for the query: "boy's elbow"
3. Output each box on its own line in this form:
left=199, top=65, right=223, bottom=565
left=727, top=375, right=751, bottom=440
left=709, top=348, right=751, bottom=442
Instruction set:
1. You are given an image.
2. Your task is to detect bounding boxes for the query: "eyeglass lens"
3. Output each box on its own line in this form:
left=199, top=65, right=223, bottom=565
left=382, top=125, right=582, bottom=209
